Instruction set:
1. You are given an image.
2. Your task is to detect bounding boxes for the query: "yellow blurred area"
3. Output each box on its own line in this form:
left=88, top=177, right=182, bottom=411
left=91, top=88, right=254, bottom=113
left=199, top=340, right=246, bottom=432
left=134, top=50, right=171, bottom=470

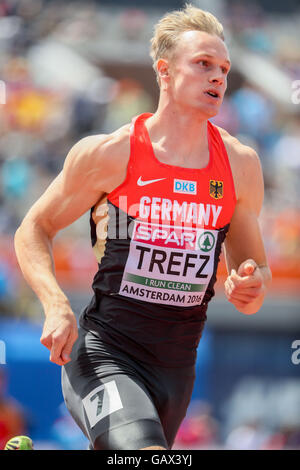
left=6, top=89, right=53, bottom=130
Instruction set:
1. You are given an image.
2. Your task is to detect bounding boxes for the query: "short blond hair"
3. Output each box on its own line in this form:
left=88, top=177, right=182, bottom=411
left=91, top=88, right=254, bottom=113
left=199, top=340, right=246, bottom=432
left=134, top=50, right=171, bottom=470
left=150, top=3, right=225, bottom=84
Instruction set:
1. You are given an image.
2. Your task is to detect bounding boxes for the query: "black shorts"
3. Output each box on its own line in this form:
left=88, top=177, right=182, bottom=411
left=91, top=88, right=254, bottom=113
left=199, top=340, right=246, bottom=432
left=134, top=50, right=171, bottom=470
left=61, top=327, right=196, bottom=450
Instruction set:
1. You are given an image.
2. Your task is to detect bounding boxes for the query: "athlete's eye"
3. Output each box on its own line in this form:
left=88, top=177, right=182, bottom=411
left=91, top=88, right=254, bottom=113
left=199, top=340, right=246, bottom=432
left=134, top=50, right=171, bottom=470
left=198, top=60, right=209, bottom=67
left=221, top=66, right=229, bottom=74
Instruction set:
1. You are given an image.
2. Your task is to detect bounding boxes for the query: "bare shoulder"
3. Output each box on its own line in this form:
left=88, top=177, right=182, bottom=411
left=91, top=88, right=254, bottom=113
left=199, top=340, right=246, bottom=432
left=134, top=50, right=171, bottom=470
left=215, top=125, right=263, bottom=201
left=64, top=123, right=131, bottom=193
left=216, top=125, right=261, bottom=167
left=97, top=122, right=131, bottom=165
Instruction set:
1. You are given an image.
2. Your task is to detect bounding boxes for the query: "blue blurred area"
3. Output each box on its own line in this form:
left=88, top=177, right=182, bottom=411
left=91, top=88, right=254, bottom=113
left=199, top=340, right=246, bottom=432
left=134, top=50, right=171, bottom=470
left=191, top=327, right=213, bottom=402
left=0, top=317, right=63, bottom=441
left=1, top=312, right=300, bottom=449
left=0, top=317, right=211, bottom=452
left=0, top=315, right=213, bottom=443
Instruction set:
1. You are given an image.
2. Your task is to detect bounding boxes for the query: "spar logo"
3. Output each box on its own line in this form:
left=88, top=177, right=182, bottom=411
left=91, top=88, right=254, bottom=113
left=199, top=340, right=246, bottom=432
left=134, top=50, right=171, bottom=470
left=198, top=231, right=215, bottom=252
left=133, top=221, right=198, bottom=249
left=174, top=179, right=197, bottom=195
left=133, top=222, right=217, bottom=254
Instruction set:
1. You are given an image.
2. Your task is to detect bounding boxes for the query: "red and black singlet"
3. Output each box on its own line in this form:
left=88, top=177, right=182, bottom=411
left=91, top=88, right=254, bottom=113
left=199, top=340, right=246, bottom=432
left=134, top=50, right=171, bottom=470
left=80, top=113, right=236, bottom=366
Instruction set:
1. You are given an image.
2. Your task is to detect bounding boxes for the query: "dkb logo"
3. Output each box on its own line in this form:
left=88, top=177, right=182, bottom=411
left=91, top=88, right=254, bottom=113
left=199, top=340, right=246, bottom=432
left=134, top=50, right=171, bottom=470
left=174, top=179, right=197, bottom=195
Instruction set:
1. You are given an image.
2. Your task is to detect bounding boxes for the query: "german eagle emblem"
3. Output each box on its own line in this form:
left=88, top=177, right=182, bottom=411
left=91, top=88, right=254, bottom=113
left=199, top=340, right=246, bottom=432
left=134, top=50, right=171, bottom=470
left=209, top=180, right=223, bottom=199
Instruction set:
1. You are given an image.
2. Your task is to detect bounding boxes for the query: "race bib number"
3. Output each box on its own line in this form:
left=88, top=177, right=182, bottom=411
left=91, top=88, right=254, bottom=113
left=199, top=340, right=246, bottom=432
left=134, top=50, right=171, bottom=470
left=82, top=380, right=123, bottom=428
left=119, top=221, right=218, bottom=307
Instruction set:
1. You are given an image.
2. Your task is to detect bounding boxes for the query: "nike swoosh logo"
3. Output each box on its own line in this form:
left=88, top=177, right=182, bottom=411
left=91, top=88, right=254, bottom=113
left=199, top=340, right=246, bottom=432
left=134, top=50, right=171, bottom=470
left=137, top=176, right=166, bottom=186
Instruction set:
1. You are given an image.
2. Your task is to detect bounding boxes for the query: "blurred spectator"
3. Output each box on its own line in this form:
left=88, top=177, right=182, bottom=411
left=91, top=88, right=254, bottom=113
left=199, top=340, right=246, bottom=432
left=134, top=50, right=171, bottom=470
left=120, top=8, right=147, bottom=41
left=230, top=82, right=275, bottom=149
left=225, top=420, right=269, bottom=450
left=262, top=425, right=300, bottom=450
left=50, top=402, right=88, bottom=450
left=0, top=367, right=27, bottom=449
left=0, top=260, right=18, bottom=315
left=103, top=78, right=154, bottom=132
left=174, top=401, right=219, bottom=449
left=271, top=116, right=300, bottom=206
left=2, top=156, right=31, bottom=200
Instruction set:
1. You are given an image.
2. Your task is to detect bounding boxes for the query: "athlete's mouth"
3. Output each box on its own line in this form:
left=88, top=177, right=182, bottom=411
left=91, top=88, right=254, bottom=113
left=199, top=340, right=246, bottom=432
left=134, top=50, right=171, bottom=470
left=204, top=89, right=220, bottom=99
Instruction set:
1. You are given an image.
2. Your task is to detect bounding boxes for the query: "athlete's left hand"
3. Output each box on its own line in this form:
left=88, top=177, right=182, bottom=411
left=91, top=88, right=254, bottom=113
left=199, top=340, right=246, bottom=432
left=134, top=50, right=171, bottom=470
left=224, top=259, right=264, bottom=314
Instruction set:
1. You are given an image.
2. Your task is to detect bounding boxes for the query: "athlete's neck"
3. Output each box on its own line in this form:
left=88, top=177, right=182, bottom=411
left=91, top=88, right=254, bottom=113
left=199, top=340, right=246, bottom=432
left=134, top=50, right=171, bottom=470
left=145, top=101, right=209, bottom=168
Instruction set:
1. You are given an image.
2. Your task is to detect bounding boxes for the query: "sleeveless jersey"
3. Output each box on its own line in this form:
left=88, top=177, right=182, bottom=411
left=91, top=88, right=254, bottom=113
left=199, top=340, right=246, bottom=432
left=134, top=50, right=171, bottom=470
left=80, top=113, right=236, bottom=367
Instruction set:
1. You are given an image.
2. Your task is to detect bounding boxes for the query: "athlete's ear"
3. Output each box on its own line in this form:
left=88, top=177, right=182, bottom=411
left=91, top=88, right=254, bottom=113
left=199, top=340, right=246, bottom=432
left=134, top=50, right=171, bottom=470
left=157, top=58, right=170, bottom=88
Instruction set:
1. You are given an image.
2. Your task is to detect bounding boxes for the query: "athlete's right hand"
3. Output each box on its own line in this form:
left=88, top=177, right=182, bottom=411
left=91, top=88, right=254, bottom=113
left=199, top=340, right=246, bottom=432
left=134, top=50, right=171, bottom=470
left=40, top=303, right=78, bottom=366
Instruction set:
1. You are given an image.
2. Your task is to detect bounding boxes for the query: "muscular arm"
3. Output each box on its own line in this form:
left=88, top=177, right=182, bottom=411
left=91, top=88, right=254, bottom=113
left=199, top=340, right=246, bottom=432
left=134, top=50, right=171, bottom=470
left=15, top=136, right=108, bottom=308
left=223, top=145, right=272, bottom=315
left=14, top=129, right=130, bottom=364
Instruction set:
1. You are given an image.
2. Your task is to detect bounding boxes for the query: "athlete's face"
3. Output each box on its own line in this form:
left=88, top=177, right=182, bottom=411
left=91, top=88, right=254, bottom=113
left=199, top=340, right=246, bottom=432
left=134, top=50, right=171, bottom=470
left=159, top=30, right=230, bottom=117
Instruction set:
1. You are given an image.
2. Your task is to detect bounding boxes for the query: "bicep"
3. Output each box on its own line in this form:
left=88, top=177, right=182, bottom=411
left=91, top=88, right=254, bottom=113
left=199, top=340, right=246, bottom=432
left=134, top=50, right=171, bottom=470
left=24, top=172, right=102, bottom=238
left=22, top=138, right=105, bottom=238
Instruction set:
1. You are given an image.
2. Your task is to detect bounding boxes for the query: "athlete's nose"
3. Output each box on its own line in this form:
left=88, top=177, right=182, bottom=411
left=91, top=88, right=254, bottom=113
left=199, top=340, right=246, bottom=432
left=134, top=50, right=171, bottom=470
left=209, top=64, right=225, bottom=87
left=209, top=75, right=224, bottom=87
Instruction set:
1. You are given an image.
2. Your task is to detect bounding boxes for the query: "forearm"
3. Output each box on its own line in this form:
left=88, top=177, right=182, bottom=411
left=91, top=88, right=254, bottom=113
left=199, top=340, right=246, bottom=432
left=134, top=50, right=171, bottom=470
left=14, top=220, right=70, bottom=313
left=236, top=265, right=272, bottom=315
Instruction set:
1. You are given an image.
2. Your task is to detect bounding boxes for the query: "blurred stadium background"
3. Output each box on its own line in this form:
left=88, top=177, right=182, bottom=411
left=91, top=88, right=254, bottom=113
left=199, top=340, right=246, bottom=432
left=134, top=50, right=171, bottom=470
left=0, top=0, right=300, bottom=450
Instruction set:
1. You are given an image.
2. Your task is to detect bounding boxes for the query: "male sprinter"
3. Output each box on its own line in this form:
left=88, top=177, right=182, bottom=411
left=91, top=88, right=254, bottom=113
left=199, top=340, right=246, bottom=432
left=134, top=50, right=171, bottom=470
left=14, top=4, right=271, bottom=450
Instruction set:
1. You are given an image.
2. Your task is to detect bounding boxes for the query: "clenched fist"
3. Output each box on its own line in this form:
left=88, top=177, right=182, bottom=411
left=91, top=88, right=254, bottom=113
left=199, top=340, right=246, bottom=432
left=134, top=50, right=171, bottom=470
left=40, top=301, right=78, bottom=366
left=224, top=259, right=264, bottom=314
